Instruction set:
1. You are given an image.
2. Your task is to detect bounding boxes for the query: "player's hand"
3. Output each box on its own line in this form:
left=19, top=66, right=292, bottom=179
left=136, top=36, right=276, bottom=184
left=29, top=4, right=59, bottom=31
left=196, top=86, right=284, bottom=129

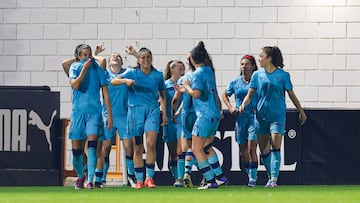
left=125, top=79, right=135, bottom=86
left=229, top=106, right=238, bottom=115
left=83, top=58, right=92, bottom=70
left=299, top=111, right=307, bottom=125
left=125, top=45, right=136, bottom=55
left=94, top=44, right=105, bottom=56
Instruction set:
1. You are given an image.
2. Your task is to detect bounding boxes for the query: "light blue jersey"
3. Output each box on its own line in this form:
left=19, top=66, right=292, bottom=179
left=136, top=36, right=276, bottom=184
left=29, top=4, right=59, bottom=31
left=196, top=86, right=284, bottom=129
left=191, top=65, right=221, bottom=119
left=121, top=67, right=166, bottom=108
left=178, top=73, right=195, bottom=113
left=103, top=68, right=128, bottom=117
left=69, top=59, right=107, bottom=113
left=249, top=68, right=292, bottom=120
left=225, top=76, right=257, bottom=117
left=165, top=79, right=182, bottom=118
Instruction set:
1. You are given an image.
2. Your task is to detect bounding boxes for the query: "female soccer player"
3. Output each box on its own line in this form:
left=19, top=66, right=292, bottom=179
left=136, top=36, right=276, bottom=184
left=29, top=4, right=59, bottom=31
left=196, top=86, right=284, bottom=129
left=68, top=44, right=113, bottom=189
left=182, top=41, right=222, bottom=189
left=240, top=46, right=307, bottom=187
left=222, top=55, right=258, bottom=187
left=163, top=60, right=185, bottom=187
left=171, top=53, right=197, bottom=188
left=111, top=47, right=167, bottom=189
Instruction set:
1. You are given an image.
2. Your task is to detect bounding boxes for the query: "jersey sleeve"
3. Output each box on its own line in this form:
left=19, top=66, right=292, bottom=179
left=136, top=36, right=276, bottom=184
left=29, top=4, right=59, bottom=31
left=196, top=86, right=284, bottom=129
left=69, top=62, right=81, bottom=81
left=249, top=71, right=258, bottom=90
left=283, top=71, right=293, bottom=91
left=225, top=80, right=235, bottom=97
left=158, top=72, right=166, bottom=91
left=120, top=68, right=133, bottom=79
left=96, top=64, right=107, bottom=86
left=191, top=70, right=204, bottom=91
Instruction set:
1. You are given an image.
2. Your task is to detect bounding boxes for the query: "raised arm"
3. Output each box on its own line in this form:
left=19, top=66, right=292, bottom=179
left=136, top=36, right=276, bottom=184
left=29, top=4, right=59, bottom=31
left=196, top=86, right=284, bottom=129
left=61, top=58, right=76, bottom=77
left=287, top=90, right=307, bottom=125
left=93, top=44, right=107, bottom=69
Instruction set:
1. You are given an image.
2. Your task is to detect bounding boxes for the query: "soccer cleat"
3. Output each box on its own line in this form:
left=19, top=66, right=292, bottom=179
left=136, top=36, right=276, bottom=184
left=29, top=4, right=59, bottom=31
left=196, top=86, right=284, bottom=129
left=199, top=176, right=206, bottom=187
left=173, top=179, right=184, bottom=187
left=265, top=180, right=278, bottom=188
left=86, top=182, right=94, bottom=189
left=183, top=173, right=193, bottom=188
left=74, top=177, right=85, bottom=189
left=215, top=176, right=229, bottom=186
left=135, top=182, right=144, bottom=189
left=101, top=180, right=106, bottom=188
left=128, top=175, right=137, bottom=188
left=247, top=180, right=256, bottom=187
left=144, top=178, right=157, bottom=188
left=94, top=182, right=102, bottom=189
left=197, top=182, right=218, bottom=190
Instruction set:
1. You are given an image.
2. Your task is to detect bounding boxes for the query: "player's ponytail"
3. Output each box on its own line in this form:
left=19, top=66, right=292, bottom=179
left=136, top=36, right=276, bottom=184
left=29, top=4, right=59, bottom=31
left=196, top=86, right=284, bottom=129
left=262, top=46, right=284, bottom=69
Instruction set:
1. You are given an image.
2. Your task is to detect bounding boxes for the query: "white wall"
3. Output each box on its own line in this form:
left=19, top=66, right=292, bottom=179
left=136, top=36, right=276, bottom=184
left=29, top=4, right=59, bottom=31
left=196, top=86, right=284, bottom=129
left=1, top=0, right=360, bottom=119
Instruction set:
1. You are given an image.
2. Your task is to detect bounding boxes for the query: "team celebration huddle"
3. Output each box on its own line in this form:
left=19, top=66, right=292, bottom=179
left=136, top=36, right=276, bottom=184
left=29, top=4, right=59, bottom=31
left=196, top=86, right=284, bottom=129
left=61, top=41, right=307, bottom=190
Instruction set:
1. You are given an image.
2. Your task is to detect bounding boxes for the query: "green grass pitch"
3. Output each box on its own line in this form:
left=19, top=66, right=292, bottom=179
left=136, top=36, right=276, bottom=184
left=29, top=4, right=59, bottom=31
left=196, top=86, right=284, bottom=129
left=0, top=186, right=359, bottom=203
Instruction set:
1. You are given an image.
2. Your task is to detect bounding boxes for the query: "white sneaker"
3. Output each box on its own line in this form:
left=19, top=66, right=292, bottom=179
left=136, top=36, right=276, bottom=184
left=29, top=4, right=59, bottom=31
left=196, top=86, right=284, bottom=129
left=128, top=175, right=137, bottom=188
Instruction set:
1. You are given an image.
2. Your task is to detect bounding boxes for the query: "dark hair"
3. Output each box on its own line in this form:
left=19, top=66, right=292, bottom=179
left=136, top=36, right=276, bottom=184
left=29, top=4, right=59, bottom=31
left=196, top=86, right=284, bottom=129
left=241, top=55, right=258, bottom=73
left=164, top=60, right=184, bottom=80
left=136, top=47, right=154, bottom=69
left=190, top=41, right=215, bottom=72
left=262, top=46, right=284, bottom=68
left=187, top=55, right=196, bottom=72
left=74, top=44, right=92, bottom=62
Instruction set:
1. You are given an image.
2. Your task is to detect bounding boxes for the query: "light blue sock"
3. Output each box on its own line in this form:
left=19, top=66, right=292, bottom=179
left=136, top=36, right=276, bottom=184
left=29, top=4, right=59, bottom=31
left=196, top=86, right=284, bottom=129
left=135, top=167, right=144, bottom=183
left=271, top=149, right=281, bottom=181
left=185, top=151, right=193, bottom=174
left=87, top=141, right=97, bottom=183
left=102, top=161, right=109, bottom=182
left=95, top=168, right=103, bottom=183
left=177, top=153, right=185, bottom=179
left=261, top=152, right=271, bottom=178
left=72, top=149, right=84, bottom=179
left=146, top=164, right=155, bottom=178
left=249, top=162, right=258, bottom=181
left=168, top=160, right=178, bottom=179
left=125, top=155, right=135, bottom=176
left=198, top=160, right=215, bottom=182
left=208, top=154, right=223, bottom=178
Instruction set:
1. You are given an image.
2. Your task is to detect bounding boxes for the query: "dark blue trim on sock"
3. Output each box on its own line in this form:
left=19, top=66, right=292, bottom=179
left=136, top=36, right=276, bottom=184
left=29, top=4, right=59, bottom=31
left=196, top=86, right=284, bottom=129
left=104, top=157, right=109, bottom=163
left=178, top=154, right=185, bottom=159
left=88, top=140, right=97, bottom=149
left=249, top=162, right=258, bottom=169
left=126, top=155, right=132, bottom=160
left=168, top=160, right=177, bottom=166
left=185, top=151, right=193, bottom=156
left=271, top=148, right=280, bottom=152
left=72, top=149, right=83, bottom=156
left=244, top=162, right=250, bottom=169
left=146, top=164, right=155, bottom=169
left=135, top=167, right=145, bottom=172
left=210, top=162, right=220, bottom=169
left=199, top=166, right=211, bottom=174
left=261, top=152, right=271, bottom=158
left=95, top=171, right=103, bottom=177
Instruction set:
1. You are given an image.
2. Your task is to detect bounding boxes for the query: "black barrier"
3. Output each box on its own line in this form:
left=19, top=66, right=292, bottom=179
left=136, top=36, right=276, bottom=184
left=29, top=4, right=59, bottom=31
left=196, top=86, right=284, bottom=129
left=0, top=87, right=61, bottom=186
left=154, top=109, right=360, bottom=185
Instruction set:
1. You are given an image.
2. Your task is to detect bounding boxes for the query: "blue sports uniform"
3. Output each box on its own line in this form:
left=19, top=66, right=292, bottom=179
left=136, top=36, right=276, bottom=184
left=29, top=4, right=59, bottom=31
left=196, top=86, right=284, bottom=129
left=191, top=66, right=221, bottom=138
left=178, top=73, right=196, bottom=140
left=102, top=68, right=130, bottom=141
left=121, top=67, right=166, bottom=136
left=225, top=76, right=257, bottom=144
left=163, top=79, right=182, bottom=143
left=249, top=67, right=293, bottom=135
left=69, top=58, right=107, bottom=140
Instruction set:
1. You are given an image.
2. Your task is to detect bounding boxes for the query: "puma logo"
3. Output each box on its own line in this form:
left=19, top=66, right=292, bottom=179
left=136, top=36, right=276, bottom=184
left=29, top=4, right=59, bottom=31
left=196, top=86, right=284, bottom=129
left=28, top=110, right=57, bottom=152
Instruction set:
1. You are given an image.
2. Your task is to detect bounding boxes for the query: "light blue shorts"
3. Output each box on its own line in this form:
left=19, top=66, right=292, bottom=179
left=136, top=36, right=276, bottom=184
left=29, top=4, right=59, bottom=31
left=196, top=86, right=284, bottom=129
left=235, top=114, right=257, bottom=145
left=255, top=116, right=286, bottom=136
left=181, top=111, right=196, bottom=140
left=162, top=120, right=182, bottom=143
left=192, top=116, right=220, bottom=138
left=127, top=105, right=160, bottom=137
left=101, top=115, right=130, bottom=141
left=69, top=112, right=103, bottom=140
